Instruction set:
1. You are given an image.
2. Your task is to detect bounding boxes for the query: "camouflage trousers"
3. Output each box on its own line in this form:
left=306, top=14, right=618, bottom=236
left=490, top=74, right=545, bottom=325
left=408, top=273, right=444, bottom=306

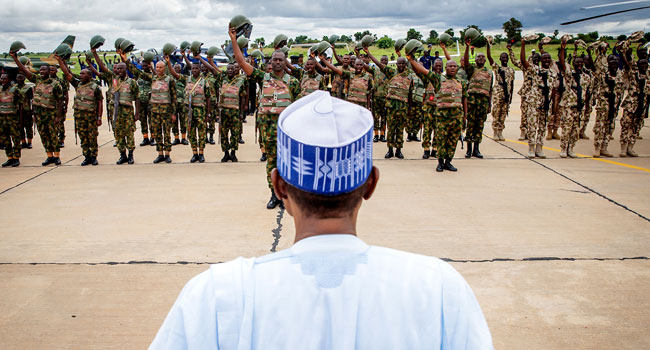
left=220, top=108, right=242, bottom=152
left=519, top=98, right=530, bottom=133
left=560, top=107, right=580, bottom=151
left=579, top=100, right=593, bottom=136
left=491, top=98, right=510, bottom=133
left=593, top=107, right=617, bottom=151
left=151, top=103, right=173, bottom=152
left=435, top=108, right=463, bottom=159
left=74, top=110, right=99, bottom=157
left=260, top=113, right=279, bottom=189
left=528, top=107, right=550, bottom=147
left=421, top=104, right=437, bottom=149
left=466, top=94, right=489, bottom=143
left=139, top=101, right=152, bottom=136
left=34, top=106, right=60, bottom=153
left=407, top=104, right=423, bottom=135
left=373, top=96, right=387, bottom=132
left=55, top=112, right=65, bottom=141
left=1, top=113, right=21, bottom=158
left=114, top=105, right=136, bottom=153
left=548, top=107, right=561, bottom=130
left=187, top=106, right=206, bottom=151
left=256, top=114, right=265, bottom=153
left=386, top=99, right=407, bottom=149
left=620, top=104, right=643, bottom=147
left=172, top=102, right=188, bottom=136
left=19, top=109, right=34, bottom=140
left=206, top=100, right=217, bottom=136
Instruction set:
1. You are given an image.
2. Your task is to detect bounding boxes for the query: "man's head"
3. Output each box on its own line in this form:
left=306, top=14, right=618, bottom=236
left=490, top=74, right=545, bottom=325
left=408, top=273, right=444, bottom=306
left=396, top=57, right=407, bottom=73
left=360, top=53, right=370, bottom=65
left=305, top=57, right=316, bottom=74
left=0, top=73, right=10, bottom=87
left=607, top=54, right=619, bottom=72
left=271, top=50, right=286, bottom=74
left=638, top=47, right=648, bottom=61
left=80, top=69, right=92, bottom=83
left=531, top=53, right=541, bottom=66
left=16, top=73, right=25, bottom=85
left=155, top=61, right=166, bottom=76
left=434, top=51, right=440, bottom=57
left=114, top=62, right=127, bottom=78
left=226, top=62, right=238, bottom=78
left=174, top=63, right=182, bottom=74
left=354, top=58, right=364, bottom=74
left=191, top=63, right=201, bottom=77
left=39, top=65, right=50, bottom=79
left=446, top=60, right=458, bottom=77
left=343, top=54, right=351, bottom=67
left=433, top=59, right=443, bottom=74
left=540, top=53, right=551, bottom=68
left=499, top=52, right=509, bottom=66
left=475, top=53, right=486, bottom=67
left=638, top=58, right=648, bottom=73
left=49, top=65, right=58, bottom=77
left=573, top=56, right=584, bottom=72
left=380, top=55, right=388, bottom=66
left=200, top=63, right=208, bottom=74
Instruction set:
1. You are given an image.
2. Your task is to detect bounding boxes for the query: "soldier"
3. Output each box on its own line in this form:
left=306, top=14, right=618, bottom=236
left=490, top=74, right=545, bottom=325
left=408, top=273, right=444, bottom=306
left=0, top=72, right=23, bottom=167
left=294, top=57, right=326, bottom=98
left=486, top=41, right=514, bottom=141
left=229, top=26, right=300, bottom=209
left=365, top=49, right=413, bottom=159
left=321, top=57, right=373, bottom=108
left=50, top=65, right=69, bottom=148
left=407, top=70, right=425, bottom=142
left=136, top=60, right=154, bottom=147
left=11, top=53, right=64, bottom=166
left=508, top=43, right=540, bottom=141
left=202, top=63, right=218, bottom=145
left=172, top=63, right=189, bottom=146
left=371, top=55, right=389, bottom=142
left=15, top=73, right=34, bottom=149
left=408, top=54, right=467, bottom=172
left=330, top=46, right=353, bottom=99
left=590, top=43, right=624, bottom=158
left=463, top=38, right=492, bottom=159
left=619, top=45, right=648, bottom=157
left=557, top=38, right=591, bottom=158
left=421, top=59, right=443, bottom=159
left=92, top=48, right=139, bottom=165
left=578, top=53, right=596, bottom=140
left=55, top=55, right=103, bottom=166
left=519, top=39, right=557, bottom=158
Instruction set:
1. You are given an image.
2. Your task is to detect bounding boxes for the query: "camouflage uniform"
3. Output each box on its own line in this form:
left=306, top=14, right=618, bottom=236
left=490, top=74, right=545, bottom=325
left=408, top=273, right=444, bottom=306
left=407, top=72, right=425, bottom=136
left=381, top=66, right=413, bottom=149
left=205, top=73, right=220, bottom=139
left=592, top=51, right=624, bottom=154
left=371, top=66, right=389, bottom=134
left=147, top=75, right=176, bottom=153
left=54, top=75, right=69, bottom=142
left=293, top=69, right=326, bottom=98
left=465, top=64, right=493, bottom=144
left=219, top=74, right=247, bottom=152
left=101, top=71, right=139, bottom=153
left=136, top=75, right=152, bottom=138
left=619, top=63, right=648, bottom=153
left=0, top=84, right=23, bottom=159
left=579, top=68, right=596, bottom=138
left=490, top=62, right=515, bottom=137
left=16, top=83, right=33, bottom=142
left=525, top=65, right=557, bottom=147
left=509, top=49, right=532, bottom=137
left=419, top=78, right=439, bottom=151
left=70, top=78, right=103, bottom=158
left=345, top=70, right=373, bottom=108
left=558, top=66, right=591, bottom=155
left=330, top=65, right=352, bottom=99
left=184, top=75, right=211, bottom=152
left=29, top=75, right=63, bottom=153
left=249, top=69, right=300, bottom=188
left=172, top=76, right=187, bottom=138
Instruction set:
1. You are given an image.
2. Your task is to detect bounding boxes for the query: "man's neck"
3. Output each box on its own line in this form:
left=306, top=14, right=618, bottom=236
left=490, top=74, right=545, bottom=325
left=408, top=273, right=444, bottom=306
left=293, top=216, right=358, bottom=243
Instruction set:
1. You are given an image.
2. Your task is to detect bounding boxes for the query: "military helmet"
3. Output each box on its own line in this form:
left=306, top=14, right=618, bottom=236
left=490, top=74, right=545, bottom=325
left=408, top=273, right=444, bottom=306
left=465, top=28, right=480, bottom=41
left=230, top=15, right=252, bottom=30
left=328, top=35, right=340, bottom=44
left=162, top=43, right=176, bottom=56
left=280, top=46, right=290, bottom=55
left=237, top=36, right=249, bottom=49
left=10, top=41, right=26, bottom=53
left=574, top=39, right=587, bottom=48
left=315, top=41, right=331, bottom=55
left=394, top=38, right=407, bottom=51
left=120, top=39, right=136, bottom=53
left=90, top=35, right=105, bottom=49
left=84, top=51, right=93, bottom=61
left=438, top=33, right=452, bottom=45
left=355, top=41, right=363, bottom=51
left=522, top=34, right=539, bottom=42
left=485, top=35, right=494, bottom=45
left=114, top=38, right=125, bottom=50
left=630, top=30, right=645, bottom=42
left=251, top=49, right=263, bottom=58
left=361, top=35, right=374, bottom=47
left=191, top=41, right=203, bottom=55
left=207, top=46, right=219, bottom=57
left=54, top=43, right=73, bottom=60
left=273, top=34, right=288, bottom=48
left=143, top=51, right=155, bottom=63
left=404, top=39, right=423, bottom=56
left=18, top=56, right=31, bottom=66
left=541, top=36, right=552, bottom=45
left=180, top=41, right=190, bottom=51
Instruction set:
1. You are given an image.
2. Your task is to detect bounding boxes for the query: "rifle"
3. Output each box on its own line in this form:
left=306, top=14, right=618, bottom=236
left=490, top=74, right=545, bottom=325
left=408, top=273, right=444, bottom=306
left=113, top=91, right=120, bottom=130
left=74, top=114, right=78, bottom=145
left=187, top=95, right=193, bottom=135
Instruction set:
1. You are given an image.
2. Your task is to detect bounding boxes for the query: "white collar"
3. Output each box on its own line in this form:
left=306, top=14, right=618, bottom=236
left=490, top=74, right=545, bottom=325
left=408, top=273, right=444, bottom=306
left=290, top=234, right=368, bottom=255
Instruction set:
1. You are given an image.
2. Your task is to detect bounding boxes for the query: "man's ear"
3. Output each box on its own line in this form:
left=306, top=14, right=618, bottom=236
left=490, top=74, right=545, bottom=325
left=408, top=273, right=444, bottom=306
left=363, top=166, right=380, bottom=200
left=271, top=169, right=287, bottom=199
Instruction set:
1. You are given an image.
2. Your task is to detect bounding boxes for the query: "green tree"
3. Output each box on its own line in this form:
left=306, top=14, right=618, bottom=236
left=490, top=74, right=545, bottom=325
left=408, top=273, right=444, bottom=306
left=354, top=30, right=372, bottom=41
left=553, top=29, right=559, bottom=38
left=502, top=17, right=523, bottom=41
left=376, top=35, right=395, bottom=49
left=340, top=35, right=353, bottom=43
left=617, top=34, right=627, bottom=41
left=495, top=34, right=504, bottom=44
left=322, top=35, right=329, bottom=42
left=460, top=25, right=487, bottom=48
left=294, top=35, right=309, bottom=44
left=406, top=28, right=423, bottom=41
left=445, top=28, right=454, bottom=37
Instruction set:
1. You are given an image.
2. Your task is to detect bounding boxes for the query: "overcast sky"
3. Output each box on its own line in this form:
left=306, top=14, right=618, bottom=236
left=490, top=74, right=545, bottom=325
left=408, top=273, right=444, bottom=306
left=1, top=0, right=649, bottom=53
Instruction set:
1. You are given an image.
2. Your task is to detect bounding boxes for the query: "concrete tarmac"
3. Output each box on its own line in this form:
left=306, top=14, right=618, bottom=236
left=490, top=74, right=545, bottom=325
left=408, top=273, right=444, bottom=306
left=1, top=80, right=649, bottom=349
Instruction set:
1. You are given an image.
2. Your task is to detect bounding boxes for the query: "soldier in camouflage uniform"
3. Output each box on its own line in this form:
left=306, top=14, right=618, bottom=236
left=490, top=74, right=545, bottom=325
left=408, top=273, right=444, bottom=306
left=12, top=53, right=64, bottom=166
left=366, top=48, right=413, bottom=159
left=407, top=71, right=425, bottom=142
left=209, top=61, right=247, bottom=162
left=509, top=44, right=540, bottom=141
left=136, top=62, right=154, bottom=146
left=487, top=41, right=514, bottom=141
left=619, top=45, right=648, bottom=157
left=409, top=55, right=467, bottom=172
left=15, top=73, right=34, bottom=149
left=321, top=57, right=373, bottom=108
left=371, top=55, right=389, bottom=142
left=50, top=65, right=69, bottom=148
left=0, top=72, right=23, bottom=167
left=56, top=55, right=103, bottom=166
left=330, top=46, right=353, bottom=99
left=229, top=27, right=300, bottom=209
left=420, top=59, right=443, bottom=159
left=293, top=57, right=326, bottom=98
left=519, top=39, right=557, bottom=158
left=202, top=64, right=219, bottom=145
left=172, top=63, right=189, bottom=146
left=578, top=55, right=596, bottom=140
left=557, top=39, right=591, bottom=158
left=463, top=38, right=492, bottom=159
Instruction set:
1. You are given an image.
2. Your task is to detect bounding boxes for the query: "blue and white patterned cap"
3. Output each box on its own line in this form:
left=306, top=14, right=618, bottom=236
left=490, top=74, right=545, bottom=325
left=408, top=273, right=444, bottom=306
left=277, top=90, right=374, bottom=195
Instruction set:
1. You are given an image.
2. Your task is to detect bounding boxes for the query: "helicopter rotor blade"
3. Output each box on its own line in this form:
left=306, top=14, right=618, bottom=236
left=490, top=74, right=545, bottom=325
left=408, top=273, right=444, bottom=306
left=561, top=5, right=650, bottom=25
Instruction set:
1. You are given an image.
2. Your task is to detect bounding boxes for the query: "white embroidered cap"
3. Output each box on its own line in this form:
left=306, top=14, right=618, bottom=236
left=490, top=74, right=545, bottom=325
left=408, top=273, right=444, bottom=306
left=276, top=90, right=373, bottom=195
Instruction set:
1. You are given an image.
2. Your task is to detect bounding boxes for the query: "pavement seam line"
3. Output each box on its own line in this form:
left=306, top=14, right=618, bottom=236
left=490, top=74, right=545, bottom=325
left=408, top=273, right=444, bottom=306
left=270, top=207, right=285, bottom=252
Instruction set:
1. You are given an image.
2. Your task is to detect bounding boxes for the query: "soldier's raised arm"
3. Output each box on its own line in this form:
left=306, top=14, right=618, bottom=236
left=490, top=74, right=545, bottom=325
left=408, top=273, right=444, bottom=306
left=440, top=42, right=452, bottom=61
left=558, top=38, right=568, bottom=73
left=486, top=41, right=495, bottom=66
left=85, top=56, right=101, bottom=77
left=463, top=38, right=471, bottom=70
left=331, top=44, right=344, bottom=66
left=10, top=52, right=34, bottom=80
left=196, top=54, right=219, bottom=75
left=228, top=27, right=254, bottom=76
left=320, top=54, right=343, bottom=76
left=166, top=55, right=181, bottom=80
left=91, top=48, right=110, bottom=73
left=520, top=39, right=530, bottom=70
left=54, top=55, right=73, bottom=82
left=364, top=47, right=386, bottom=70
left=181, top=50, right=193, bottom=69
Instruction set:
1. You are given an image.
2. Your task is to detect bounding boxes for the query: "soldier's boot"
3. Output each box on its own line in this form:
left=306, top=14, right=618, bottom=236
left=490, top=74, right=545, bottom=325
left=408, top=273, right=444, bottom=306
left=91, top=156, right=98, bottom=166
left=27, top=142, right=32, bottom=149
left=117, top=152, right=129, bottom=165
left=519, top=130, right=527, bottom=141
left=499, top=130, right=506, bottom=141
left=260, top=153, right=267, bottom=162
left=153, top=154, right=165, bottom=164
left=150, top=139, right=157, bottom=147
left=528, top=145, right=535, bottom=158
left=2, top=159, right=12, bottom=167
left=230, top=150, right=238, bottom=162
left=199, top=154, right=205, bottom=163
left=384, top=147, right=394, bottom=159
left=493, top=130, right=499, bottom=140
left=406, top=133, right=412, bottom=142
left=422, top=150, right=430, bottom=159
left=140, top=138, right=150, bottom=146
left=579, top=131, right=590, bottom=140
left=600, top=146, right=613, bottom=157
left=619, top=143, right=628, bottom=157
left=465, top=142, right=473, bottom=158
left=128, top=150, right=134, bottom=164
left=42, top=157, right=54, bottom=166
left=267, top=189, right=280, bottom=209
left=627, top=144, right=639, bottom=157
left=535, top=144, right=546, bottom=159
left=413, top=134, right=420, bottom=142
left=164, top=154, right=172, bottom=163
left=380, top=135, right=386, bottom=142
left=181, top=138, right=189, bottom=145
left=395, top=148, right=404, bottom=159
left=190, top=154, right=199, bottom=163
left=593, top=146, right=601, bottom=158
left=238, top=137, right=245, bottom=144
left=113, top=142, right=117, bottom=147
left=443, top=158, right=457, bottom=172
left=80, top=156, right=91, bottom=166
left=209, top=134, right=215, bottom=144
left=221, top=151, right=231, bottom=162
left=567, top=146, right=577, bottom=158
left=436, top=158, right=444, bottom=172
left=545, top=129, right=552, bottom=141
left=472, top=143, right=483, bottom=159
left=431, top=149, right=437, bottom=157
left=560, top=146, right=568, bottom=158
left=552, top=129, right=561, bottom=140
left=373, top=135, right=379, bottom=143
left=637, top=135, right=643, bottom=140
left=59, top=141, right=65, bottom=148
left=12, top=159, right=20, bottom=167
left=172, top=138, right=181, bottom=146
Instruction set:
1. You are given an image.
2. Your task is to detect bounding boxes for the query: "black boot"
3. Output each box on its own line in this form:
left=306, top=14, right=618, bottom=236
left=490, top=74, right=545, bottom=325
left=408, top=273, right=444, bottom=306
left=380, top=135, right=386, bottom=142
left=59, top=141, right=65, bottom=148
left=2, top=159, right=12, bottom=167
left=113, top=142, right=117, bottom=147
left=91, top=156, right=98, bottom=166
left=238, top=137, right=245, bottom=144
left=117, top=152, right=128, bottom=165
left=190, top=154, right=199, bottom=163
left=431, top=149, right=437, bottom=158
left=80, top=156, right=91, bottom=166
left=406, top=133, right=412, bottom=142
left=42, top=157, right=53, bottom=166
left=209, top=134, right=215, bottom=144
left=267, top=189, right=280, bottom=209
left=444, top=158, right=457, bottom=172
left=164, top=155, right=172, bottom=163
left=373, top=135, right=379, bottom=142
left=128, top=150, right=134, bottom=164
left=413, top=134, right=421, bottom=142
left=465, top=142, right=473, bottom=158
left=230, top=150, right=238, bottom=162
left=384, top=147, right=394, bottom=159
left=27, top=142, right=32, bottom=149
left=153, top=155, right=165, bottom=164
left=260, top=153, right=267, bottom=161
left=11, top=159, right=20, bottom=167
left=422, top=150, right=430, bottom=159
left=221, top=151, right=231, bottom=162
left=53, top=157, right=61, bottom=165
left=395, top=148, right=404, bottom=159
left=436, top=158, right=444, bottom=172
left=172, top=138, right=181, bottom=146
left=199, top=154, right=205, bottom=163
left=150, top=139, right=156, bottom=147
left=140, top=138, right=150, bottom=146
left=181, top=138, right=189, bottom=145
left=472, top=143, right=483, bottom=159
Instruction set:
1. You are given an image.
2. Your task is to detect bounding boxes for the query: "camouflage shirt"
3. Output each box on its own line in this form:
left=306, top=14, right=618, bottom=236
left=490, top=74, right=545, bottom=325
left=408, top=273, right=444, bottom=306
left=524, top=64, right=557, bottom=111
left=249, top=68, right=300, bottom=103
left=491, top=62, right=515, bottom=103
left=28, top=74, right=63, bottom=109
left=509, top=48, right=534, bottom=96
left=558, top=66, right=591, bottom=110
left=621, top=62, right=649, bottom=111
left=593, top=51, right=625, bottom=111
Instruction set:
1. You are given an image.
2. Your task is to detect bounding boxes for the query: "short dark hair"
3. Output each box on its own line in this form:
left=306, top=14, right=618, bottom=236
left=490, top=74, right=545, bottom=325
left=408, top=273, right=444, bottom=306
left=285, top=180, right=369, bottom=219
